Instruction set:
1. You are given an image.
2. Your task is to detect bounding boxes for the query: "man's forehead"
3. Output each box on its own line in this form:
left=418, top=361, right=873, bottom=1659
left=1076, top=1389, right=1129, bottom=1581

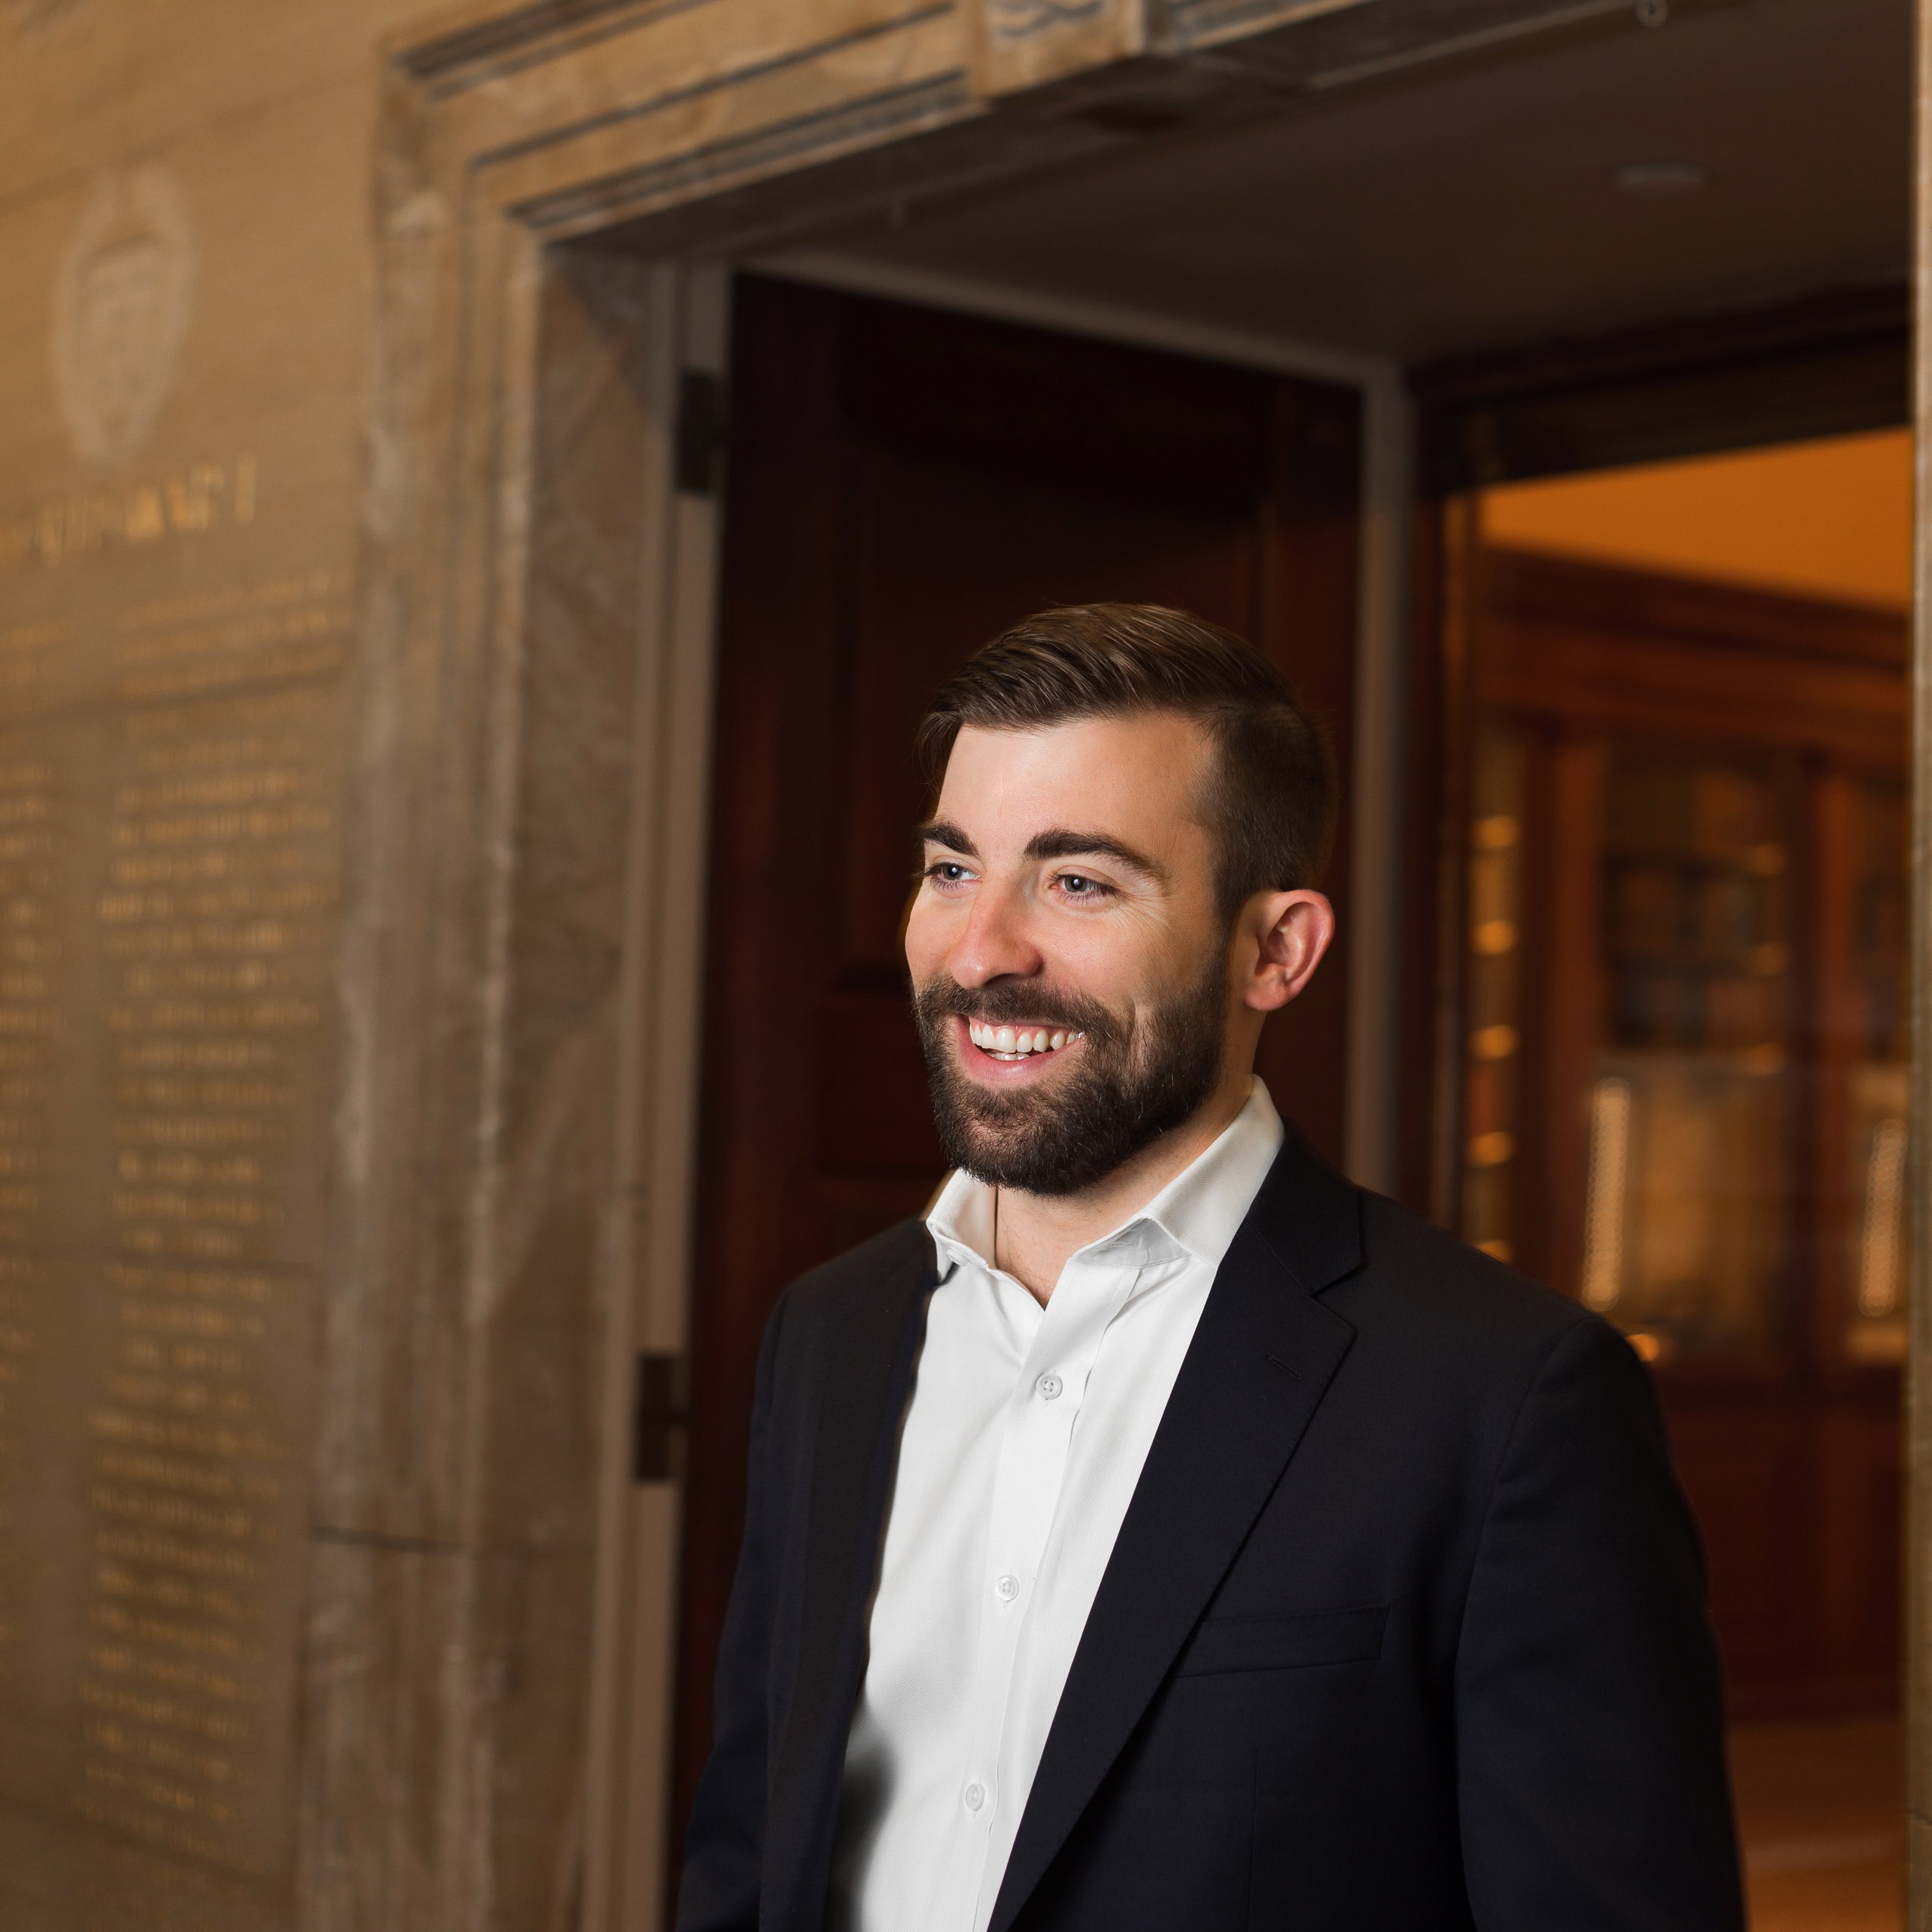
left=929, top=715, right=1212, bottom=858
left=939, top=712, right=1211, bottom=799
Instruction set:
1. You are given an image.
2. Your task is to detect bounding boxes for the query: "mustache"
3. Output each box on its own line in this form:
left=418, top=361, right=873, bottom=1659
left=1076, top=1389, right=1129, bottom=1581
left=912, top=975, right=1122, bottom=1047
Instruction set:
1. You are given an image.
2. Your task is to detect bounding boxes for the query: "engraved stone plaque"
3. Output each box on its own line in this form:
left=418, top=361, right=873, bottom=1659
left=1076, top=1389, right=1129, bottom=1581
left=0, top=199, right=349, bottom=1919
left=0, top=585, right=348, bottom=1928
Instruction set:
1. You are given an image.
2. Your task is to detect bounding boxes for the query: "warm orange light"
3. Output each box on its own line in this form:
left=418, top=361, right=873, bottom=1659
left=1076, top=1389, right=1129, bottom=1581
left=1482, top=429, right=1912, bottom=610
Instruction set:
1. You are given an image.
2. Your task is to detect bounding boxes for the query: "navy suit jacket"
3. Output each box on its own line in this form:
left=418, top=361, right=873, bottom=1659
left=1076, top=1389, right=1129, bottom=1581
left=677, top=1127, right=1746, bottom=1931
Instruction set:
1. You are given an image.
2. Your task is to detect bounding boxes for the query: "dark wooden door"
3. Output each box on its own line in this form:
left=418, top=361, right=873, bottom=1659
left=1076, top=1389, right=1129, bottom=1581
left=670, top=274, right=1364, bottom=1859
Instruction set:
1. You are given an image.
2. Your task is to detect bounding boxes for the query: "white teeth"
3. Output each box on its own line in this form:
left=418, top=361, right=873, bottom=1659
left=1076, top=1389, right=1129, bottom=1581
left=965, top=1020, right=1085, bottom=1058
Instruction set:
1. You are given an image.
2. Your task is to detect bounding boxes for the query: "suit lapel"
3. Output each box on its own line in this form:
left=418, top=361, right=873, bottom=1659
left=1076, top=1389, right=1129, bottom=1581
left=764, top=1223, right=935, bottom=1932
left=989, top=1130, right=1363, bottom=1932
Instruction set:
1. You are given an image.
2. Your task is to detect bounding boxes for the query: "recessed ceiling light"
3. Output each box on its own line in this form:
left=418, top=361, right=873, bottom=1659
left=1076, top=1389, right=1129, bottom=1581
left=1616, top=161, right=1710, bottom=195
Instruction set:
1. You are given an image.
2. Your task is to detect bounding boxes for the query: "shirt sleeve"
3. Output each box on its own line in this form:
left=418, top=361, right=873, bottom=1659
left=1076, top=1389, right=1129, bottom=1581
left=1454, top=1315, right=1747, bottom=1931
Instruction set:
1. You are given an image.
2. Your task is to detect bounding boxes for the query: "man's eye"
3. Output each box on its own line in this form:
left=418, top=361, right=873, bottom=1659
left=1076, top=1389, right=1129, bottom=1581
left=926, top=862, right=971, bottom=886
left=1060, top=874, right=1105, bottom=898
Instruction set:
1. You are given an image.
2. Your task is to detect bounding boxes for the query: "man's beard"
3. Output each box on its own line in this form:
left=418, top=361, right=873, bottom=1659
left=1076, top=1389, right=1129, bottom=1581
left=911, top=955, right=1228, bottom=1197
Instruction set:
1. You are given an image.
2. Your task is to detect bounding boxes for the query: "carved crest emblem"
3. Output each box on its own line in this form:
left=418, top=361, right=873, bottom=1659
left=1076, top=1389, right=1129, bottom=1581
left=5, top=0, right=88, bottom=40
left=52, top=164, right=195, bottom=469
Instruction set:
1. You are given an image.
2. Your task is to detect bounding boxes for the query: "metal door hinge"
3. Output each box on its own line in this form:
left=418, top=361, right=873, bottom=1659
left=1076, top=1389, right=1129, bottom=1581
left=675, top=370, right=728, bottom=497
left=634, top=1351, right=689, bottom=1483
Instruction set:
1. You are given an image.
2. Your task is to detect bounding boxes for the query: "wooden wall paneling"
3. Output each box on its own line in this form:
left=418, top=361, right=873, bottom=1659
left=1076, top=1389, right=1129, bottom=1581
left=1489, top=548, right=1908, bottom=671
left=1506, top=726, right=1555, bottom=1284
left=1533, top=736, right=1606, bottom=1304
left=1818, top=1402, right=1906, bottom=1697
left=1480, top=551, right=1909, bottom=767
left=1428, top=498, right=1483, bottom=1227
left=1809, top=767, right=1865, bottom=1374
left=1668, top=1403, right=1821, bottom=1696
left=1483, top=627, right=1907, bottom=767
left=1396, top=502, right=1449, bottom=1217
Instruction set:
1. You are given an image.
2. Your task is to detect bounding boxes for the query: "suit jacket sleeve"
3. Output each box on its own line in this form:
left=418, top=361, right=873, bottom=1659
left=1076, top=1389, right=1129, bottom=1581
left=1454, top=1316, right=1746, bottom=1931
left=676, top=1293, right=788, bottom=1932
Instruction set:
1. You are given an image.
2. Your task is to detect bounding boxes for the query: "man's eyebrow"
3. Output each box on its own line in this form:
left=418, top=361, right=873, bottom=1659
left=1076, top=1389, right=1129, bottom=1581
left=915, top=819, right=980, bottom=858
left=1023, top=828, right=1168, bottom=886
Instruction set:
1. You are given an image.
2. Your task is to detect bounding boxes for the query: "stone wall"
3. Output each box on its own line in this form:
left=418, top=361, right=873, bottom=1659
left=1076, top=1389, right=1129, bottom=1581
left=0, top=5, right=439, bottom=1925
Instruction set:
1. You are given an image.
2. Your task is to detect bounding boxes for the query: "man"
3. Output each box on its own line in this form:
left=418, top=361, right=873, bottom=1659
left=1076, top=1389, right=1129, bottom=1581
left=677, top=604, right=1743, bottom=1932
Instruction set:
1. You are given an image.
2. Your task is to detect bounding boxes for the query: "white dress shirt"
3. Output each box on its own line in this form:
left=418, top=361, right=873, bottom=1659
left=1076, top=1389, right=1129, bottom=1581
left=827, top=1077, right=1285, bottom=1932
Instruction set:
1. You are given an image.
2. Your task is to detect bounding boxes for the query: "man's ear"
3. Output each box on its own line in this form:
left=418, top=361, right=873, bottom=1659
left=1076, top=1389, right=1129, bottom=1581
left=1240, top=889, right=1335, bottom=1014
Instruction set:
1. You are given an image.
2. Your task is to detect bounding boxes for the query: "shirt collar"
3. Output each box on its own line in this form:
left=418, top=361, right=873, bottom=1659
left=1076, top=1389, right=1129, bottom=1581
left=925, top=1077, right=1284, bottom=1278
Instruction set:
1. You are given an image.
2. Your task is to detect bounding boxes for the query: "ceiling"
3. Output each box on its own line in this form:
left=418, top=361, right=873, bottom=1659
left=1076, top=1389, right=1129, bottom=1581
left=780, top=0, right=1912, bottom=364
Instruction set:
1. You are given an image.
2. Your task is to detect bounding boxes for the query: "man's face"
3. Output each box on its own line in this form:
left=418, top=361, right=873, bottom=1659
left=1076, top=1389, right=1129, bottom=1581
left=905, top=712, right=1233, bottom=1196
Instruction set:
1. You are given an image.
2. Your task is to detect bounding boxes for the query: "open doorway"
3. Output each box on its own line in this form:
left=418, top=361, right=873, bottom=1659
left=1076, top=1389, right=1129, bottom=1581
left=1450, top=429, right=1912, bottom=1929
left=667, top=273, right=1370, bottom=1888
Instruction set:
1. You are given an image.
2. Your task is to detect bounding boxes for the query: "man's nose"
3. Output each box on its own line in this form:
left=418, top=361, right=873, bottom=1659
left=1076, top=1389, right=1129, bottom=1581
left=948, top=883, right=1043, bottom=988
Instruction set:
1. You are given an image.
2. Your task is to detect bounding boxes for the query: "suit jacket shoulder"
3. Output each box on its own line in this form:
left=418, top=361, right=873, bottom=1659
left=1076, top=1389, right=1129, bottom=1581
left=780, top=1215, right=933, bottom=1322
left=768, top=1215, right=934, bottom=1390
left=1348, top=1184, right=1617, bottom=1394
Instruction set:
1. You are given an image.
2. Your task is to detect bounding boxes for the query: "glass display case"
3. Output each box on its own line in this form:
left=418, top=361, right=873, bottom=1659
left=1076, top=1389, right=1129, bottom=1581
left=1458, top=730, right=1526, bottom=1268
left=1844, top=780, right=1909, bottom=1366
left=1577, top=752, right=1796, bottom=1362
left=1457, top=542, right=1909, bottom=1703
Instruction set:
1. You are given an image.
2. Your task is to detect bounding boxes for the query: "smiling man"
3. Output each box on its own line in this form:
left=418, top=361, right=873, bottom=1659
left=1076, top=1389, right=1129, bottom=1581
left=677, top=604, right=1744, bottom=1932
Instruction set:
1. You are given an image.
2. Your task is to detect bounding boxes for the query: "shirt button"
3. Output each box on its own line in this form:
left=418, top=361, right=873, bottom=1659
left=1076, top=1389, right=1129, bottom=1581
left=964, top=1782, right=986, bottom=1812
left=1038, top=1373, right=1064, bottom=1401
left=995, top=1574, right=1020, bottom=1603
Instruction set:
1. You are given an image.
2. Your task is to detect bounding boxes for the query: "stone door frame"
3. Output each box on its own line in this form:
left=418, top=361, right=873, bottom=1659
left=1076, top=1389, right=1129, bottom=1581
left=330, top=2, right=1931, bottom=1927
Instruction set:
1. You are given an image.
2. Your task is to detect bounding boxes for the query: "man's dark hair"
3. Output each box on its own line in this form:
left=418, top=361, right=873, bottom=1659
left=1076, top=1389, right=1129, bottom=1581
left=916, top=602, right=1336, bottom=923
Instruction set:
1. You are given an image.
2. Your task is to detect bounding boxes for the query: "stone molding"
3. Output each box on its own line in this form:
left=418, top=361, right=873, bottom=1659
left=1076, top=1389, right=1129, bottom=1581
left=964, top=0, right=1147, bottom=95
left=1153, top=0, right=1371, bottom=55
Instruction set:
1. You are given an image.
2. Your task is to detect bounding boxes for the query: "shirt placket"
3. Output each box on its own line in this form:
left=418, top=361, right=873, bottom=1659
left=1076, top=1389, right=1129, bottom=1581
left=948, top=1249, right=1148, bottom=1915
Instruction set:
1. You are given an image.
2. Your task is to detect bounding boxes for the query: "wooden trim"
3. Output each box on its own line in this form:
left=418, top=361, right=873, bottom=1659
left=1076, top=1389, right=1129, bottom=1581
left=1486, top=547, right=1908, bottom=672
left=1395, top=499, right=1447, bottom=1217
left=1530, top=734, right=1605, bottom=1300
left=1805, top=767, right=1863, bottom=1379
left=1476, top=548, right=1910, bottom=768
left=1904, top=2, right=1932, bottom=1909
left=1415, top=284, right=1909, bottom=492
left=1428, top=496, right=1481, bottom=1227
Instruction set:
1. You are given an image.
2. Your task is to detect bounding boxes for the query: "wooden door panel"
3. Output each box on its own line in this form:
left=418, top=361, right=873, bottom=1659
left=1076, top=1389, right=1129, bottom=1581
left=840, top=294, right=1277, bottom=511
left=840, top=449, right=1261, bottom=971
left=812, top=986, right=946, bottom=1177
left=671, top=274, right=1363, bottom=1864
